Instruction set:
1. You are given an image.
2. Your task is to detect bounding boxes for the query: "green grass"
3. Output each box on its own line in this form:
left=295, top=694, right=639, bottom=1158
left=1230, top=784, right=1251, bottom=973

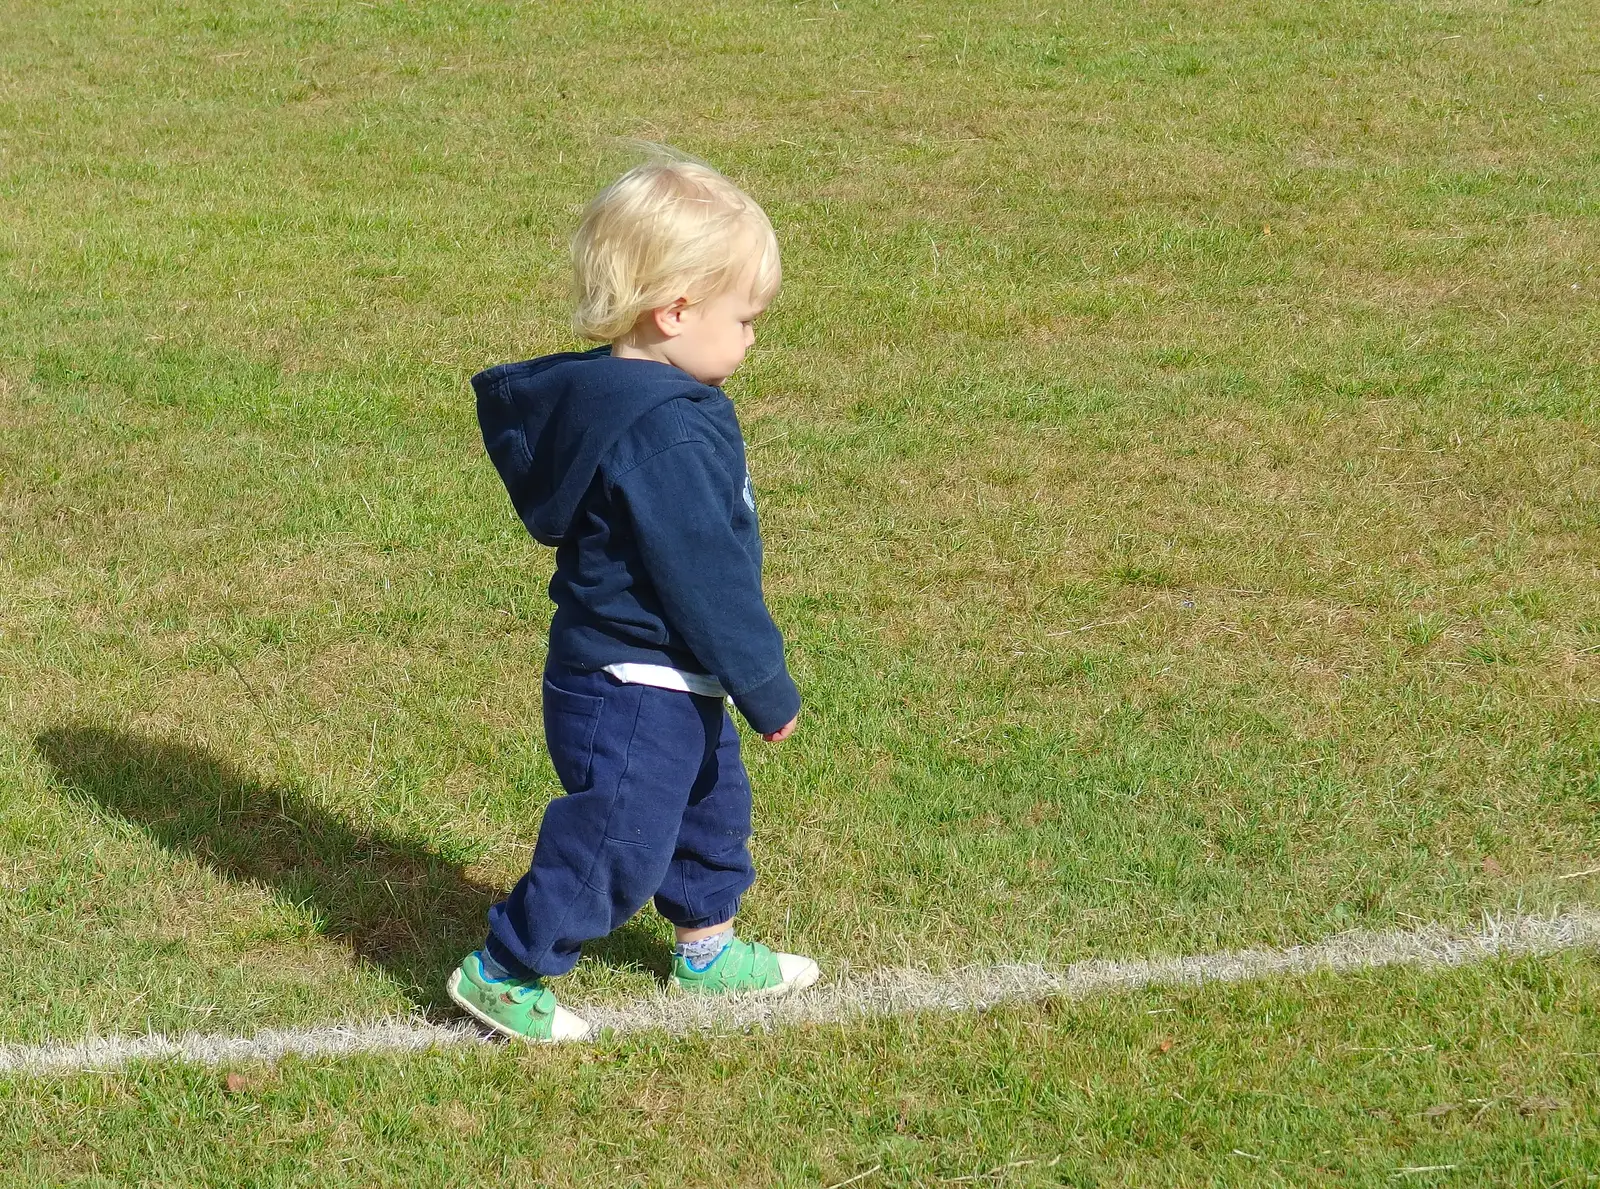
left=8, top=955, right=1600, bottom=1185
left=1, top=0, right=1598, bottom=1177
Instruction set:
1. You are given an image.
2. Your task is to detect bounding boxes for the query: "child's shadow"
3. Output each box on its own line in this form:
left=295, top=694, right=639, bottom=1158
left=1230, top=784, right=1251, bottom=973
left=34, top=724, right=669, bottom=1012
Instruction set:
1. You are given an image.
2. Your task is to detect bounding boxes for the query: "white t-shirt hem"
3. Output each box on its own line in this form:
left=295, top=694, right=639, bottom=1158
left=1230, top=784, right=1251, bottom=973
left=602, top=662, right=729, bottom=700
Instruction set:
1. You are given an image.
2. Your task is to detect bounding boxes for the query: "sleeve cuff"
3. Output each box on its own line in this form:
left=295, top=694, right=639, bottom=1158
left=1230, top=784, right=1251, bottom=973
left=730, top=668, right=801, bottom=736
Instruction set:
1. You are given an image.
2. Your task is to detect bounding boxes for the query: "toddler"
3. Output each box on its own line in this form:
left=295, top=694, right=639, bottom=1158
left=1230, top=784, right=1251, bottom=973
left=450, top=157, right=817, bottom=1041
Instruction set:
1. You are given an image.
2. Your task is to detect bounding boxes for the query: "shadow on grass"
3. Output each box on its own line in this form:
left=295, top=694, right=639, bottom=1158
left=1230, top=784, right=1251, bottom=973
left=34, top=723, right=670, bottom=1011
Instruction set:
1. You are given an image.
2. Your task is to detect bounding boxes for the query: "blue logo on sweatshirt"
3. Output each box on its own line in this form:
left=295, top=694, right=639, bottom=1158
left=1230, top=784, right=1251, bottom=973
left=742, top=471, right=756, bottom=512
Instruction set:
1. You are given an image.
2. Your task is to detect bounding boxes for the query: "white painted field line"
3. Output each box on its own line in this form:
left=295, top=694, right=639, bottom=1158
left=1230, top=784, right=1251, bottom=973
left=3, top=909, right=1597, bottom=1077
left=582, top=907, right=1600, bottom=1039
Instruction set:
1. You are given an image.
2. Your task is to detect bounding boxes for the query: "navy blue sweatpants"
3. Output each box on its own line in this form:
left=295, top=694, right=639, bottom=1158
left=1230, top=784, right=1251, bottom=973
left=483, top=665, right=757, bottom=979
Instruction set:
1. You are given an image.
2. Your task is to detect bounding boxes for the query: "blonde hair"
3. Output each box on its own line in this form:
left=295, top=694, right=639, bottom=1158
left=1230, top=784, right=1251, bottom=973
left=571, top=157, right=781, bottom=342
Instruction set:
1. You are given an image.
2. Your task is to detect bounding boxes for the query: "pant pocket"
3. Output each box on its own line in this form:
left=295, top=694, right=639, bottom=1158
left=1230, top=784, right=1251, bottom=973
left=542, top=679, right=604, bottom=795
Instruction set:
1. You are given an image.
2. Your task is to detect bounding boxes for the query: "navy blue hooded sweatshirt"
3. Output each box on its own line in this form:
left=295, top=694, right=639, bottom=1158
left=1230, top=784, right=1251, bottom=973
left=473, top=347, right=800, bottom=736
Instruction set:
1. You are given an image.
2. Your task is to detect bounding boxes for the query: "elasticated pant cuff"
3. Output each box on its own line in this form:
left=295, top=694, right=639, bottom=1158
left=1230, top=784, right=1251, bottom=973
left=662, top=896, right=745, bottom=932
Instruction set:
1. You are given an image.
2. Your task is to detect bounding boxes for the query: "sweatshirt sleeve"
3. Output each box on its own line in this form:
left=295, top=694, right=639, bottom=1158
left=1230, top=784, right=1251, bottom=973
left=611, top=440, right=800, bottom=735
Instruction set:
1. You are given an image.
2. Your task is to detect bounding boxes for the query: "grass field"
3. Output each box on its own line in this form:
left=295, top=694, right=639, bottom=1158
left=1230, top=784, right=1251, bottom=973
left=2, top=0, right=1597, bottom=1181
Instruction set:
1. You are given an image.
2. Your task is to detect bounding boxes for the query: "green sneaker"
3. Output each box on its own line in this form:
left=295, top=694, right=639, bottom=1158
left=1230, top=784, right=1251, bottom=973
left=672, top=937, right=820, bottom=997
left=446, top=952, right=590, bottom=1043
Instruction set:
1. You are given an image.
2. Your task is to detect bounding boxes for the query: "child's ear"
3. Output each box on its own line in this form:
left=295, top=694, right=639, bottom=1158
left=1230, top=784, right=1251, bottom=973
left=651, top=297, right=691, bottom=339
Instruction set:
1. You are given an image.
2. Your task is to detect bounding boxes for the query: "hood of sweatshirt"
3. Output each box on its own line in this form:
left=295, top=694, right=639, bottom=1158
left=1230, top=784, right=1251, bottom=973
left=472, top=347, right=714, bottom=546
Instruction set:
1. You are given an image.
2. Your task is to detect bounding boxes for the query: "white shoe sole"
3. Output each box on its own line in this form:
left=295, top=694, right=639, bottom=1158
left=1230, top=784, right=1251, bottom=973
left=446, top=968, right=592, bottom=1043
left=776, top=953, right=822, bottom=994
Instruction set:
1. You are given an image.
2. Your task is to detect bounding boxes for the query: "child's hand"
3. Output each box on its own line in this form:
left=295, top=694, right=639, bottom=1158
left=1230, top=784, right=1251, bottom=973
left=762, top=715, right=798, bottom=743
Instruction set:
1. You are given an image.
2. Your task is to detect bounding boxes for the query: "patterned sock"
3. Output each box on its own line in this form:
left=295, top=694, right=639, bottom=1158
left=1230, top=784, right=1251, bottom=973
left=674, top=927, right=734, bottom=972
left=476, top=949, right=519, bottom=983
